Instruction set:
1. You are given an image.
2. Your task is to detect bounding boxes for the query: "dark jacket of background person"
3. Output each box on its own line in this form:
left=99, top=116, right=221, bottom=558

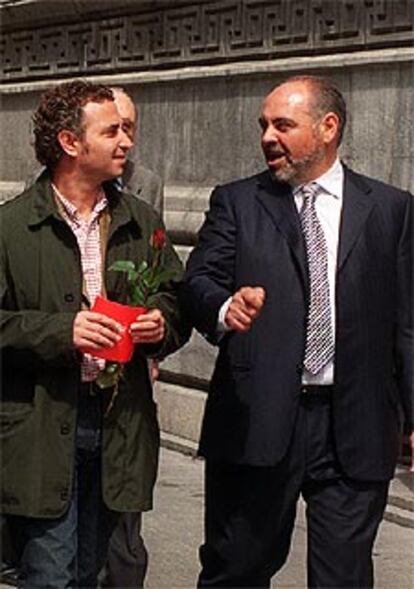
left=182, top=165, right=413, bottom=482
left=123, top=159, right=164, bottom=217
left=0, top=171, right=188, bottom=518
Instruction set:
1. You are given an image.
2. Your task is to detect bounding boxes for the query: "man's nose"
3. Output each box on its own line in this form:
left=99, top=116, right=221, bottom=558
left=261, top=125, right=278, bottom=145
left=119, top=129, right=133, bottom=150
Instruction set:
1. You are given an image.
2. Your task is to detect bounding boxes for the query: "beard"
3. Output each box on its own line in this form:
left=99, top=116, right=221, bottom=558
left=271, top=144, right=326, bottom=186
left=267, top=125, right=327, bottom=186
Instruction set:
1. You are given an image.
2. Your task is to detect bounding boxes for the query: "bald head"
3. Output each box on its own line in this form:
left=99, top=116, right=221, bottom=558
left=111, top=87, right=138, bottom=141
left=260, top=76, right=345, bottom=185
left=267, top=76, right=347, bottom=146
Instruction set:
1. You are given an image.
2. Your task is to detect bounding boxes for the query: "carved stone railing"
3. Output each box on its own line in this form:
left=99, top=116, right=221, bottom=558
left=1, top=0, right=413, bottom=82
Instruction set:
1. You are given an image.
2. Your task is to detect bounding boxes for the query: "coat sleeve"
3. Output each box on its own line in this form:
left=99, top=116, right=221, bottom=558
left=394, top=192, right=413, bottom=430
left=0, top=232, right=78, bottom=368
left=180, top=185, right=237, bottom=343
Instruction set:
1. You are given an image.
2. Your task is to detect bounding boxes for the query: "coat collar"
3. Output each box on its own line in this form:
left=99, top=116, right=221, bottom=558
left=26, top=169, right=142, bottom=238
left=26, top=169, right=61, bottom=226
left=256, top=170, right=308, bottom=292
left=337, top=165, right=374, bottom=270
left=255, top=165, right=375, bottom=279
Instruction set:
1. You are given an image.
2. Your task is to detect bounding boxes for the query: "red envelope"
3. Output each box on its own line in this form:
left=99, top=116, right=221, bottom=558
left=80, top=296, right=146, bottom=363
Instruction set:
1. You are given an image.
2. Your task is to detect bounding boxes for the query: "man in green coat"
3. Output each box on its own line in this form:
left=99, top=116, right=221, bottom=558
left=0, top=80, right=189, bottom=588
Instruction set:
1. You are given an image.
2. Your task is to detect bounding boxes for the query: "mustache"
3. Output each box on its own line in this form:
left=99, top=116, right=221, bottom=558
left=263, top=144, right=289, bottom=159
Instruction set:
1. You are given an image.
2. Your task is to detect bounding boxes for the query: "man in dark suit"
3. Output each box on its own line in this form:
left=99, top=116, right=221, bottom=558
left=182, top=75, right=413, bottom=588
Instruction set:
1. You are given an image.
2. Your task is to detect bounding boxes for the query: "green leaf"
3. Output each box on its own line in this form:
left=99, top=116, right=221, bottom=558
left=95, top=362, right=124, bottom=389
left=130, top=284, right=147, bottom=306
left=110, top=260, right=136, bottom=272
left=131, top=283, right=147, bottom=306
left=127, top=270, right=139, bottom=282
left=137, top=260, right=149, bottom=273
left=141, top=267, right=153, bottom=281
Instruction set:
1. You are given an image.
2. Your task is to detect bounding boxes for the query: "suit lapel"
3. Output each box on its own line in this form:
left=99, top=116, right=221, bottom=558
left=338, top=168, right=374, bottom=271
left=254, top=167, right=374, bottom=289
left=256, top=173, right=308, bottom=292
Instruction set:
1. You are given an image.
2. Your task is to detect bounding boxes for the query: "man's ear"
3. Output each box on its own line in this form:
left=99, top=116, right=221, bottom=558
left=321, top=112, right=340, bottom=146
left=57, top=129, right=81, bottom=158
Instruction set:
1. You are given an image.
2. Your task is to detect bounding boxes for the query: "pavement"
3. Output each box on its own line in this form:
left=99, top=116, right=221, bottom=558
left=143, top=446, right=414, bottom=589
left=2, top=445, right=413, bottom=589
left=385, top=464, right=414, bottom=528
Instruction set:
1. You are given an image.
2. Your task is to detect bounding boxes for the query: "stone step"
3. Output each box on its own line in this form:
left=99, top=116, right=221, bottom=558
left=154, top=381, right=206, bottom=445
left=161, top=431, right=199, bottom=458
left=388, top=493, right=414, bottom=513
left=384, top=497, right=414, bottom=529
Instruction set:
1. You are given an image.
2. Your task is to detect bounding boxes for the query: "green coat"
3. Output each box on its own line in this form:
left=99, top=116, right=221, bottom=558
left=0, top=172, right=189, bottom=518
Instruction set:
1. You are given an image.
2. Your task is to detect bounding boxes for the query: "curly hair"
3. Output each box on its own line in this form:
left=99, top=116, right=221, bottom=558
left=33, top=80, right=114, bottom=170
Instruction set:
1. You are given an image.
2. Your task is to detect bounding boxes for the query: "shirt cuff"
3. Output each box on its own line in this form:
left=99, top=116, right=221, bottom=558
left=216, top=296, right=232, bottom=336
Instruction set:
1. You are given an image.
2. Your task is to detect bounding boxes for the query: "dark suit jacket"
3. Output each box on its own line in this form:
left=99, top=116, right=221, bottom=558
left=122, top=159, right=164, bottom=216
left=182, top=166, right=413, bottom=481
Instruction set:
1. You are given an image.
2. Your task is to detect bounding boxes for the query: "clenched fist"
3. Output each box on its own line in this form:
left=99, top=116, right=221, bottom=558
left=225, top=286, right=266, bottom=333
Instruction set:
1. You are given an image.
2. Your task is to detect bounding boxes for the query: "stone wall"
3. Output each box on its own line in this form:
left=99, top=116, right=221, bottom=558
left=2, top=0, right=413, bottom=81
left=1, top=0, right=413, bottom=448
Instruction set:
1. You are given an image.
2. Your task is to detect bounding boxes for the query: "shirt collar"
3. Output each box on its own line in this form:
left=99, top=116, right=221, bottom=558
left=52, top=183, right=108, bottom=223
left=293, top=158, right=343, bottom=200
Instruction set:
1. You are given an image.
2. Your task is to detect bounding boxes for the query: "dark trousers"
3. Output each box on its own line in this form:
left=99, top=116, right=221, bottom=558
left=198, top=389, right=389, bottom=588
left=100, top=512, right=148, bottom=588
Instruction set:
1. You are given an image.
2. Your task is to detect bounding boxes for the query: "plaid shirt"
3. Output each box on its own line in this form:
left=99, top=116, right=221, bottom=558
left=53, top=184, right=108, bottom=381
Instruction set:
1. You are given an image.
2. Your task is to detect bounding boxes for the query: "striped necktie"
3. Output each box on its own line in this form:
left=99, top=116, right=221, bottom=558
left=299, top=182, right=334, bottom=374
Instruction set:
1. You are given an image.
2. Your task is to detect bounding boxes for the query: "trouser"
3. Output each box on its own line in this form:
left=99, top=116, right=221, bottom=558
left=100, top=512, right=148, bottom=588
left=7, top=386, right=118, bottom=589
left=198, top=387, right=389, bottom=588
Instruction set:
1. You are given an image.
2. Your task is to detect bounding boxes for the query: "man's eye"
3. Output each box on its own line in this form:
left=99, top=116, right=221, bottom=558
left=276, top=123, right=290, bottom=132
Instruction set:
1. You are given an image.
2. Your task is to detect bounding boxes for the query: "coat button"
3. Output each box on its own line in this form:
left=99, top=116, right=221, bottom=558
left=60, top=423, right=71, bottom=435
left=64, top=293, right=75, bottom=303
left=296, top=364, right=303, bottom=375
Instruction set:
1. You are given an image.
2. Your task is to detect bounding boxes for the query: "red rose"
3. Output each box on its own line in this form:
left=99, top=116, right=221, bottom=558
left=151, top=228, right=166, bottom=250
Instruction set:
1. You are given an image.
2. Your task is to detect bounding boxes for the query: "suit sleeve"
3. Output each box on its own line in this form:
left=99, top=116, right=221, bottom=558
left=181, top=185, right=237, bottom=342
left=394, top=192, right=413, bottom=430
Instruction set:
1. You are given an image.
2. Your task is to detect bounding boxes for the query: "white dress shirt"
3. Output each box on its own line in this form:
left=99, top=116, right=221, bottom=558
left=293, top=158, right=343, bottom=385
left=218, top=158, right=344, bottom=385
